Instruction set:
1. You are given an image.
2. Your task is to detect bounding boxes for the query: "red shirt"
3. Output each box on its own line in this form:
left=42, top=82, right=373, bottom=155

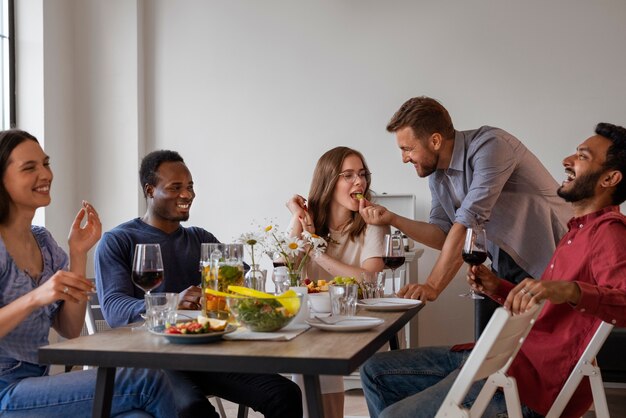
left=485, top=206, right=626, bottom=417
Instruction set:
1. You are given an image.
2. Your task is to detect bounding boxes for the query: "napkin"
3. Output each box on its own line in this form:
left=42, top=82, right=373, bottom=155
left=223, top=323, right=310, bottom=341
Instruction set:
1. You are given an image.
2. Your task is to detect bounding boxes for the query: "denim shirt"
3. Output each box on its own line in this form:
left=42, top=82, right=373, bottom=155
left=428, top=126, right=572, bottom=277
left=0, top=226, right=66, bottom=366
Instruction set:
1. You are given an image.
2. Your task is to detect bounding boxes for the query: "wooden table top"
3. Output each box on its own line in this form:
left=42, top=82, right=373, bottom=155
left=39, top=305, right=423, bottom=376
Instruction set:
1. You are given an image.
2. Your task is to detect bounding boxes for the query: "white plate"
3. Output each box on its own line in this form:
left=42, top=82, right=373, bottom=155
left=357, top=298, right=422, bottom=311
left=305, top=316, right=384, bottom=332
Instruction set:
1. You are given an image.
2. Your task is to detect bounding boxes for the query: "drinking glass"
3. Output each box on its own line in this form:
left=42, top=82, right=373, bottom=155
left=131, top=244, right=164, bottom=330
left=132, top=244, right=164, bottom=295
left=383, top=234, right=405, bottom=295
left=272, top=266, right=291, bottom=295
left=145, top=293, right=179, bottom=332
left=460, top=227, right=487, bottom=299
left=329, top=284, right=358, bottom=317
left=360, top=271, right=385, bottom=299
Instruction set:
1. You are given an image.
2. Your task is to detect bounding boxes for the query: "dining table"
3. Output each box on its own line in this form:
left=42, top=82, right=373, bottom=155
left=39, top=303, right=423, bottom=418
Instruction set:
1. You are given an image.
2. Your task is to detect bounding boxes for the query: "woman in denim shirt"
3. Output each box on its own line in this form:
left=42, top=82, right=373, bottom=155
left=0, top=130, right=176, bottom=417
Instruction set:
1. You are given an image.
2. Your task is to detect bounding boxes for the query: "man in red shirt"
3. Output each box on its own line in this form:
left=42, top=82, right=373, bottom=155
left=361, top=122, right=626, bottom=418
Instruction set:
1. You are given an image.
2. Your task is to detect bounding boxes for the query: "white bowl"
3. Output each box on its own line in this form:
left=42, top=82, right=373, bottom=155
left=308, top=292, right=331, bottom=313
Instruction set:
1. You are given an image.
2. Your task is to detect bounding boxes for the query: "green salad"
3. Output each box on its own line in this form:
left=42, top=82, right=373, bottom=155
left=231, top=298, right=294, bottom=332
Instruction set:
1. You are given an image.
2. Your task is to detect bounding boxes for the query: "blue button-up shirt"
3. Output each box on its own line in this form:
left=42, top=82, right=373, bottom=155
left=429, top=126, right=572, bottom=277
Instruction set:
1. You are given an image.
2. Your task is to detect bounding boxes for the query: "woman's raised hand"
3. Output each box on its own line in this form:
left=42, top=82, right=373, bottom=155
left=286, top=195, right=307, bottom=217
left=68, top=201, right=101, bottom=254
left=34, top=270, right=94, bottom=306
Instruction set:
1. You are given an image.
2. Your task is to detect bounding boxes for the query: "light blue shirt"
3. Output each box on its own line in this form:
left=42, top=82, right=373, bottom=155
left=428, top=126, right=572, bottom=277
left=0, top=226, right=66, bottom=365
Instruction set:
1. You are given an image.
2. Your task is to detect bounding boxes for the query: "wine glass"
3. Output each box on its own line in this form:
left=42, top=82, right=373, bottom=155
left=383, top=234, right=405, bottom=296
left=131, top=244, right=164, bottom=330
left=460, top=227, right=487, bottom=299
left=132, top=244, right=165, bottom=294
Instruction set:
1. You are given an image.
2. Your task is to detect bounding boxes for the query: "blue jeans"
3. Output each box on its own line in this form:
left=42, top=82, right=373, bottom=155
left=0, top=360, right=176, bottom=417
left=360, top=346, right=542, bottom=418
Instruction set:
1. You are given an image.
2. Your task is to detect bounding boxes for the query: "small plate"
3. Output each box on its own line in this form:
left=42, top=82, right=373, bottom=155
left=357, top=298, right=422, bottom=311
left=305, top=316, right=384, bottom=332
left=150, top=324, right=237, bottom=344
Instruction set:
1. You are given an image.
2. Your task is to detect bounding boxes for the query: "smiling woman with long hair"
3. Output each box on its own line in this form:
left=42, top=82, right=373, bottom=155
left=286, top=146, right=389, bottom=418
left=0, top=129, right=176, bottom=417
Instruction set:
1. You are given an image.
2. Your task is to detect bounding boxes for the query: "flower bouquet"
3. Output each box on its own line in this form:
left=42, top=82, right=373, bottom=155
left=262, top=224, right=328, bottom=286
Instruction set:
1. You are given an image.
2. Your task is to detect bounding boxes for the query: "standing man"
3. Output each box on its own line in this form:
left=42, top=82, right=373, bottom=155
left=95, top=150, right=302, bottom=418
left=361, top=122, right=626, bottom=418
left=360, top=96, right=572, bottom=336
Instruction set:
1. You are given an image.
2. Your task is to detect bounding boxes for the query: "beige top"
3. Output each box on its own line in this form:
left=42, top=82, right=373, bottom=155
left=304, top=224, right=389, bottom=281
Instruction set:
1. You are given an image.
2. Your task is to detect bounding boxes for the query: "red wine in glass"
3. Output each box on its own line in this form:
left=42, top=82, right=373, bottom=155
left=132, top=270, right=164, bottom=293
left=383, top=256, right=406, bottom=270
left=383, top=234, right=405, bottom=295
left=132, top=244, right=164, bottom=295
left=460, top=227, right=487, bottom=299
left=461, top=251, right=487, bottom=266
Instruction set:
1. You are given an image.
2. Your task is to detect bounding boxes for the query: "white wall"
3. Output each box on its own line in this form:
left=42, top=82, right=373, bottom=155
left=17, top=0, right=626, bottom=346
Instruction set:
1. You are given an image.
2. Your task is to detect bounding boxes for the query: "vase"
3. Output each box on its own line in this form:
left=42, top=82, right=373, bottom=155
left=288, top=270, right=303, bottom=287
left=245, top=264, right=267, bottom=292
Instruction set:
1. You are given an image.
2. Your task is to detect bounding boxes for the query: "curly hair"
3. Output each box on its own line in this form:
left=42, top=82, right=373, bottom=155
left=387, top=96, right=455, bottom=140
left=0, top=130, right=39, bottom=223
left=139, top=150, right=185, bottom=197
left=596, top=123, right=626, bottom=205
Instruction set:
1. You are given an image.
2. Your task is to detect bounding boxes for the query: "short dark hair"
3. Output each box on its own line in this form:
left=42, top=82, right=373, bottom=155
left=596, top=123, right=626, bottom=205
left=0, top=130, right=39, bottom=223
left=139, top=150, right=185, bottom=197
left=387, top=96, right=455, bottom=140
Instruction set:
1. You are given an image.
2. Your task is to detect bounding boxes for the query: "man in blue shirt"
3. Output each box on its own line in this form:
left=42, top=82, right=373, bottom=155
left=360, top=96, right=572, bottom=337
left=95, top=150, right=302, bottom=418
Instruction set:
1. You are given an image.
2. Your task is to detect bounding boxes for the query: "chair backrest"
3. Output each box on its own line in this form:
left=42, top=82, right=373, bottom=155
left=545, top=320, right=614, bottom=418
left=435, top=303, right=544, bottom=418
left=82, top=279, right=111, bottom=336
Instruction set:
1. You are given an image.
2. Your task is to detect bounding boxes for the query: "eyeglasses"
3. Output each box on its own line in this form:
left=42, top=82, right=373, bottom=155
left=338, top=170, right=371, bottom=184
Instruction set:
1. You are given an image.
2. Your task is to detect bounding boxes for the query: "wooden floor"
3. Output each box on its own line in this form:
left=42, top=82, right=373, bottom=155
left=218, top=386, right=626, bottom=417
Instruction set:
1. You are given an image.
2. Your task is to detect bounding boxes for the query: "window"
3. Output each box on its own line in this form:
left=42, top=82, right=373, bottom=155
left=0, top=0, right=14, bottom=129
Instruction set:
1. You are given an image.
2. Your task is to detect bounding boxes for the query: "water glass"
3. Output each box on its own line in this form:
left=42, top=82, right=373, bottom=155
left=145, top=292, right=179, bottom=332
left=329, top=284, right=358, bottom=317
left=360, top=271, right=385, bottom=299
left=272, top=266, right=291, bottom=295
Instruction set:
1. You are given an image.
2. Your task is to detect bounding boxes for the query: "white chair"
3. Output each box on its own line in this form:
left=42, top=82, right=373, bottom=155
left=435, top=303, right=545, bottom=418
left=545, top=321, right=613, bottom=418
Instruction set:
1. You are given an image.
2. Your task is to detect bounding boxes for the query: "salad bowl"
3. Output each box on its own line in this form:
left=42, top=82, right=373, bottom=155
left=225, top=288, right=302, bottom=332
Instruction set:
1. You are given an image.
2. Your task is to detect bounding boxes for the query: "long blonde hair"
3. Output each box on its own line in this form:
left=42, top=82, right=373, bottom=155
left=307, top=146, right=371, bottom=241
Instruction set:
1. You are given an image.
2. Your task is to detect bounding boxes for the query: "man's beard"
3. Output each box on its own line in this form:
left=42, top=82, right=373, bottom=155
left=557, top=169, right=603, bottom=202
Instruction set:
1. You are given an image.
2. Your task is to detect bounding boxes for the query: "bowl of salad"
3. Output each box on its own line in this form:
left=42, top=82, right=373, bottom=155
left=225, top=286, right=302, bottom=332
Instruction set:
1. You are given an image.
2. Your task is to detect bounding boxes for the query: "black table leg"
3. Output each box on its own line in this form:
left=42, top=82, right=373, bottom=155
left=93, top=367, right=116, bottom=418
left=303, top=374, right=324, bottom=418
left=389, top=333, right=400, bottom=350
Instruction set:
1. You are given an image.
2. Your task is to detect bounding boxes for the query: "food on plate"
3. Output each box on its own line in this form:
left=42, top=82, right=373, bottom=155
left=303, top=278, right=329, bottom=293
left=165, top=318, right=228, bottom=335
left=331, top=276, right=359, bottom=286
